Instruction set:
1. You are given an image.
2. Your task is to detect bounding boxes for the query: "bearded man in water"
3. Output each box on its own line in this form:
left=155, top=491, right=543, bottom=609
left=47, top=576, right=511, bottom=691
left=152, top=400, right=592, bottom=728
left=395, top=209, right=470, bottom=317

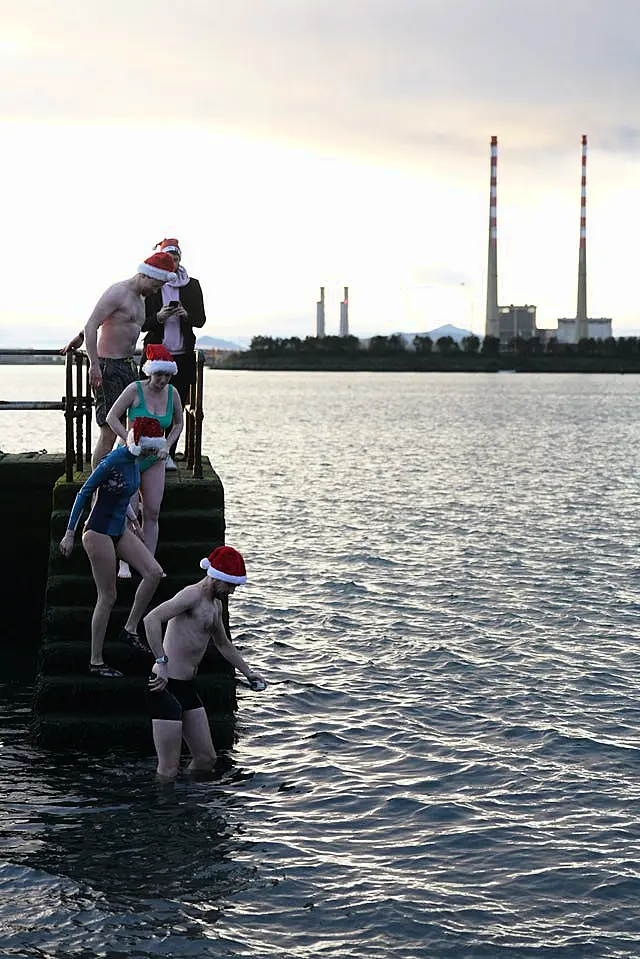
left=61, top=252, right=177, bottom=467
left=143, top=546, right=267, bottom=781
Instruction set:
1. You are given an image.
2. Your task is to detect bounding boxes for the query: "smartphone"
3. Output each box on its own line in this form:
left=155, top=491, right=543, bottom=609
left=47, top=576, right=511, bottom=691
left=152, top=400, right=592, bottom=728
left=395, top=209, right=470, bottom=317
left=169, top=300, right=180, bottom=309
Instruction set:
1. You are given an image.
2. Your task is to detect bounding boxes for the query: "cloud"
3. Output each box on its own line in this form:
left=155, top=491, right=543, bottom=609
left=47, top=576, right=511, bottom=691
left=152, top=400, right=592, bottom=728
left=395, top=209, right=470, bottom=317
left=2, top=0, right=640, bottom=167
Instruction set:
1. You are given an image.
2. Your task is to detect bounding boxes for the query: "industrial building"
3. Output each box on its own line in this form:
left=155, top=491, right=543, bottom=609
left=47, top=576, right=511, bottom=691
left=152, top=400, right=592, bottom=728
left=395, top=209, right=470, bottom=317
left=485, top=135, right=612, bottom=346
left=556, top=317, right=612, bottom=343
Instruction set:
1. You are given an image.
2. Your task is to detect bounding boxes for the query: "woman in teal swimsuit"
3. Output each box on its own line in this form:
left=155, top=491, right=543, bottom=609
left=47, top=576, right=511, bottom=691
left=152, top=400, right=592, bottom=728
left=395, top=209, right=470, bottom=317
left=106, top=345, right=183, bottom=568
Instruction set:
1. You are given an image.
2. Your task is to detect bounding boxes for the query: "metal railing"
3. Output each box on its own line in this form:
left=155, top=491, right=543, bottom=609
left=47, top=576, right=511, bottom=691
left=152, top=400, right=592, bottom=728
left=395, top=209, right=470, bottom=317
left=184, top=351, right=206, bottom=479
left=0, top=348, right=205, bottom=480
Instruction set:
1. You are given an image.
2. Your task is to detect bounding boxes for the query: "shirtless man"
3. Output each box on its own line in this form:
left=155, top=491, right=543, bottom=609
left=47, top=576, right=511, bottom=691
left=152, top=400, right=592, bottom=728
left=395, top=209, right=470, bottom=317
left=62, top=252, right=177, bottom=467
left=143, top=546, right=266, bottom=781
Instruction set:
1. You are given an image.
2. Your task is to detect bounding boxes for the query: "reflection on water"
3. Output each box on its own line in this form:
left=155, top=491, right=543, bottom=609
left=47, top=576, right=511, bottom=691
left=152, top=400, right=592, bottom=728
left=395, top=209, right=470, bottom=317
left=2, top=372, right=640, bottom=957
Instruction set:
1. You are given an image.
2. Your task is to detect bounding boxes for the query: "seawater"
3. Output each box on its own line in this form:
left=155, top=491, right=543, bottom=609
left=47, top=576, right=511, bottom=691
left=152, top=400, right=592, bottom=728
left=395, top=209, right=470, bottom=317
left=1, top=369, right=640, bottom=958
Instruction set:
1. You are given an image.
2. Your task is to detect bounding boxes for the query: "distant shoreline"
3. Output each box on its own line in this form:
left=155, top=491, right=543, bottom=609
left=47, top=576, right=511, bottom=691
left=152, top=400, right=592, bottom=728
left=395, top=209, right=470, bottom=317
left=5, top=354, right=640, bottom=374
left=215, top=355, right=640, bottom=374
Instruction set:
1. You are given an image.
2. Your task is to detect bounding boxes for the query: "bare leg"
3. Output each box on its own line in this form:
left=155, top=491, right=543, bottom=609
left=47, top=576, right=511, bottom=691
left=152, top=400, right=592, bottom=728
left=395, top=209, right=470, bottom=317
left=116, top=529, right=163, bottom=633
left=182, top=707, right=217, bottom=771
left=92, top=424, right=117, bottom=469
left=139, top=460, right=165, bottom=556
left=151, top=719, right=183, bottom=780
left=82, top=530, right=118, bottom=664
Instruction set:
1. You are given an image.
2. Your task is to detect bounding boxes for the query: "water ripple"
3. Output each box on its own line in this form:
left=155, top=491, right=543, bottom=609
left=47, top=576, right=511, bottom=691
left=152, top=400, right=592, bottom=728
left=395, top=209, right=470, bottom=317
left=2, top=372, right=640, bottom=956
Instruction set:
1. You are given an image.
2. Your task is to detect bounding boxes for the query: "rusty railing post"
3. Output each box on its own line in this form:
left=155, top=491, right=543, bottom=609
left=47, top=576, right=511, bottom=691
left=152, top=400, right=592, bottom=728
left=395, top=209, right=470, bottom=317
left=64, top=352, right=74, bottom=482
left=193, top=350, right=204, bottom=479
left=84, top=353, right=92, bottom=465
left=185, top=378, right=195, bottom=471
left=74, top=352, right=84, bottom=472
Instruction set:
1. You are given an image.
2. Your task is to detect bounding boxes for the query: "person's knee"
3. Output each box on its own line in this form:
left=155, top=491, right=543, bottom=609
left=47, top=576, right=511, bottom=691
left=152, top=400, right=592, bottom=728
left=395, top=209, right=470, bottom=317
left=143, top=503, right=160, bottom=524
left=96, top=584, right=117, bottom=607
left=145, top=561, right=164, bottom=584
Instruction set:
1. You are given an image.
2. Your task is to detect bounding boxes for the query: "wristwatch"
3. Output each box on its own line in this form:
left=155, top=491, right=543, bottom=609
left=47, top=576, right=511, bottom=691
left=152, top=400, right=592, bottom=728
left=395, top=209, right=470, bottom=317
left=155, top=655, right=168, bottom=665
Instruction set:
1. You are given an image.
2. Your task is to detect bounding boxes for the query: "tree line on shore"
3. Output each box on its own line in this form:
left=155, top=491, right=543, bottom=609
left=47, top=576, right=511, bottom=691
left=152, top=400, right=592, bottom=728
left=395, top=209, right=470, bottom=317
left=224, top=333, right=640, bottom=362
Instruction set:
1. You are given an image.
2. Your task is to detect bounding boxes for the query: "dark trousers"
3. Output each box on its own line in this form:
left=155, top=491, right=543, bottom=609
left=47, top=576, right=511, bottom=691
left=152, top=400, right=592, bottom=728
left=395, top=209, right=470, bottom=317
left=170, top=353, right=196, bottom=458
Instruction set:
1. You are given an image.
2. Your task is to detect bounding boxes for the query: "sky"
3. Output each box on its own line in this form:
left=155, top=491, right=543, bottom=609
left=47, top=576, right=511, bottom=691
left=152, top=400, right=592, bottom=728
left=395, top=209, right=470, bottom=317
left=1, top=0, right=640, bottom=346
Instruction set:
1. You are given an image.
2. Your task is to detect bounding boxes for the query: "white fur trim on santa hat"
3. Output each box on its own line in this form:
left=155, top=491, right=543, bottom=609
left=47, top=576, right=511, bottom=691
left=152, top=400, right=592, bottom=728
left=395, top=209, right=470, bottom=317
left=142, top=358, right=178, bottom=376
left=138, top=262, right=177, bottom=282
left=126, top=429, right=168, bottom=456
left=199, top=557, right=247, bottom=585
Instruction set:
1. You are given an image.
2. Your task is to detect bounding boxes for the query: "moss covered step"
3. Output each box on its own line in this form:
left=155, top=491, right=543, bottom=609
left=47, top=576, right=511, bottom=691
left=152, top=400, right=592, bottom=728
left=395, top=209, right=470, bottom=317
left=38, top=637, right=235, bottom=677
left=41, top=603, right=215, bottom=642
left=49, top=507, right=225, bottom=542
left=38, top=641, right=160, bottom=676
left=45, top=571, right=205, bottom=608
left=46, top=538, right=224, bottom=579
left=30, top=711, right=236, bottom=754
left=52, top=457, right=224, bottom=512
left=0, top=453, right=65, bottom=489
left=33, top=673, right=238, bottom=715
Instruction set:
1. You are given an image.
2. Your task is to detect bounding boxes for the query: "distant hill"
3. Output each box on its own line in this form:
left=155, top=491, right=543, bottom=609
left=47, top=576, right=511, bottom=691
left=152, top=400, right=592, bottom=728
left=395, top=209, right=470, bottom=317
left=424, top=324, right=473, bottom=342
left=390, top=324, right=474, bottom=348
left=196, top=335, right=247, bottom=351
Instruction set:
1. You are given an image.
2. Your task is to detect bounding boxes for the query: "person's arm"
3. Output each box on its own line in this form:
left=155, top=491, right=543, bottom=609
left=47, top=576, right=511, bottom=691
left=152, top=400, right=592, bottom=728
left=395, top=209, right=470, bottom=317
left=143, top=587, right=198, bottom=690
left=84, top=289, right=120, bottom=390
left=142, top=292, right=174, bottom=333
left=184, top=279, right=206, bottom=329
left=60, top=331, right=84, bottom=355
left=58, top=457, right=113, bottom=557
left=165, top=389, right=183, bottom=451
left=105, top=382, right=137, bottom=443
left=210, top=602, right=264, bottom=682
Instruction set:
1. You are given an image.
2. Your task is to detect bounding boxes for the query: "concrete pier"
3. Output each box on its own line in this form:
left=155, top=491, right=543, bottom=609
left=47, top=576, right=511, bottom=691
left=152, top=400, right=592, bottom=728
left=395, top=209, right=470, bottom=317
left=0, top=452, right=235, bottom=753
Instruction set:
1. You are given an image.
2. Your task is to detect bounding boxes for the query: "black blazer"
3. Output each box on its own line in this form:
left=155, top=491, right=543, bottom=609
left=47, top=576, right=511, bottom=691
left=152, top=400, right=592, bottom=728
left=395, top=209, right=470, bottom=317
left=141, top=277, right=206, bottom=379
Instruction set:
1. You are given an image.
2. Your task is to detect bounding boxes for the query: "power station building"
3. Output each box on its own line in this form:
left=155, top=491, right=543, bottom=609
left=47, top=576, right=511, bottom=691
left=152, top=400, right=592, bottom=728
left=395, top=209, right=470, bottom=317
left=498, top=305, right=537, bottom=343
left=556, top=317, right=612, bottom=343
left=485, top=134, right=612, bottom=346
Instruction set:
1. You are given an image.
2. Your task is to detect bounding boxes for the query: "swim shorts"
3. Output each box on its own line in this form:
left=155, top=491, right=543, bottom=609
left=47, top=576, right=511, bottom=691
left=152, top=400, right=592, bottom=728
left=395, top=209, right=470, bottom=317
left=94, top=357, right=139, bottom=427
left=146, top=677, right=204, bottom=721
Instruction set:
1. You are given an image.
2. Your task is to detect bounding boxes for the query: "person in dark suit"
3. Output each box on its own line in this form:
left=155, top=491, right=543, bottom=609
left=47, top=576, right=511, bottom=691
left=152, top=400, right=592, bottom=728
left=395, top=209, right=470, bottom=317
left=141, top=238, right=206, bottom=468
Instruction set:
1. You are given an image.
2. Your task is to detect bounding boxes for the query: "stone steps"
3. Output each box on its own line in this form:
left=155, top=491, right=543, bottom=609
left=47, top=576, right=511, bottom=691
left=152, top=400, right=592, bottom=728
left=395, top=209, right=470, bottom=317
left=33, top=455, right=235, bottom=753
left=49, top=507, right=225, bottom=543
left=38, top=637, right=233, bottom=676
left=33, top=672, right=237, bottom=715
left=45, top=572, right=206, bottom=609
left=30, top=712, right=236, bottom=754
left=47, top=538, right=222, bottom=578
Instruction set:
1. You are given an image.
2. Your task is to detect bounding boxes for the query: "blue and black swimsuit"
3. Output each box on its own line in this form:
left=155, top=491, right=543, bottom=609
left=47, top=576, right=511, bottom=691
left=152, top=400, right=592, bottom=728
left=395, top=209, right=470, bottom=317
left=68, top=446, right=141, bottom=541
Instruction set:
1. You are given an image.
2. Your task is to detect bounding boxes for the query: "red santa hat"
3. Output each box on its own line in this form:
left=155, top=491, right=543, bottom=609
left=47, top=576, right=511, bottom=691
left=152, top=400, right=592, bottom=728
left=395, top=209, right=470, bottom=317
left=127, top=416, right=167, bottom=456
left=138, top=252, right=177, bottom=282
left=154, top=237, right=182, bottom=256
left=142, top=344, right=178, bottom=377
left=200, top=546, right=247, bottom=584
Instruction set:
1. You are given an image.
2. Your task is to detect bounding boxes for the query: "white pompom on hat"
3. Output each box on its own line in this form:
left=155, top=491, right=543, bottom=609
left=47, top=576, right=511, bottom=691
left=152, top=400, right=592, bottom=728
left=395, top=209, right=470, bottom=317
left=138, top=252, right=177, bottom=282
left=142, top=343, right=178, bottom=376
left=127, top=416, right=168, bottom=456
left=200, top=546, right=247, bottom=584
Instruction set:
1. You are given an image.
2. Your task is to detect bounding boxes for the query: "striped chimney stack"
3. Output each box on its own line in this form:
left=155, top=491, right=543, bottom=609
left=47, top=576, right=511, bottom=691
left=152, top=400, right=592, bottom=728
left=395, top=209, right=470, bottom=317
left=485, top=136, right=499, bottom=339
left=340, top=286, right=349, bottom=336
left=316, top=286, right=325, bottom=337
left=575, top=134, right=589, bottom=342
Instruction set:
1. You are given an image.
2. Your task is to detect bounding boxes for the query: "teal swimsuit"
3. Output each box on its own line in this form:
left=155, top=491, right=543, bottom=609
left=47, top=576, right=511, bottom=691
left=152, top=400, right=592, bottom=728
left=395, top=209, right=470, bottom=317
left=127, top=382, right=174, bottom=472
